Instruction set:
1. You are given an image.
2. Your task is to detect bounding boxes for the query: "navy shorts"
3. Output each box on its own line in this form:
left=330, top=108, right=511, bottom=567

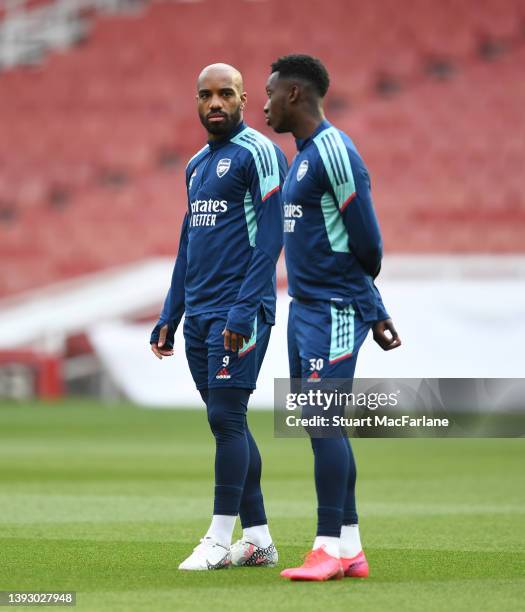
left=184, top=307, right=271, bottom=391
left=288, top=298, right=372, bottom=383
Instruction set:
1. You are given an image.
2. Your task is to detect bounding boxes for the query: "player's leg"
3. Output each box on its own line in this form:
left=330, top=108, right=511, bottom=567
left=239, top=310, right=271, bottom=532
left=233, top=312, right=278, bottom=566
left=339, top=441, right=369, bottom=577
left=198, top=385, right=270, bottom=548
left=187, top=313, right=262, bottom=569
left=205, top=385, right=251, bottom=542
left=195, top=384, right=274, bottom=570
left=335, top=313, right=372, bottom=577
left=178, top=316, right=233, bottom=570
left=303, top=301, right=353, bottom=562
left=281, top=299, right=348, bottom=580
left=191, top=314, right=276, bottom=568
left=179, top=385, right=250, bottom=571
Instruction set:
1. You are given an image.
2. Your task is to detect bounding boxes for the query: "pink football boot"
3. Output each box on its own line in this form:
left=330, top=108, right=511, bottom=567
left=340, top=550, right=369, bottom=578
left=280, top=547, right=344, bottom=581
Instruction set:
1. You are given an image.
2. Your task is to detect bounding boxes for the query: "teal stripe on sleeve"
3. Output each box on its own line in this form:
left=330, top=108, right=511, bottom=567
left=243, top=190, right=257, bottom=247
left=239, top=315, right=257, bottom=357
left=232, top=128, right=280, bottom=201
left=320, top=192, right=350, bottom=253
left=314, top=127, right=356, bottom=210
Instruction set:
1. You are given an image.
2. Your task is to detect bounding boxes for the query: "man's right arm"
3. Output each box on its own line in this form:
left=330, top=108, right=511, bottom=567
left=150, top=213, right=189, bottom=355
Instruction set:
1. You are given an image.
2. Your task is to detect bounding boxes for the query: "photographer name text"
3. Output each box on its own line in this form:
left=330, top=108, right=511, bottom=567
left=285, top=415, right=450, bottom=428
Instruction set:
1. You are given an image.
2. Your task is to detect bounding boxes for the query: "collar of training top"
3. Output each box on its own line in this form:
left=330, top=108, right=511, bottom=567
left=207, top=120, right=247, bottom=150
left=295, top=118, right=332, bottom=152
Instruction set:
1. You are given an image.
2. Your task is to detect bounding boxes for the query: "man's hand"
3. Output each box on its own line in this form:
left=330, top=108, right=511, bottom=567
left=222, top=328, right=250, bottom=353
left=373, top=318, right=402, bottom=351
left=150, top=324, right=174, bottom=359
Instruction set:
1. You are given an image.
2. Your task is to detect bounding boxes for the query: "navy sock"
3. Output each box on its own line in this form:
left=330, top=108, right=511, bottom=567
left=342, top=434, right=358, bottom=525
left=205, top=388, right=251, bottom=516
left=239, top=426, right=267, bottom=528
left=310, top=435, right=350, bottom=537
left=199, top=389, right=267, bottom=526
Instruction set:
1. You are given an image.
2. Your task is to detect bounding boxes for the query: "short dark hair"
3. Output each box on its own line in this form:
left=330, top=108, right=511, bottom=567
left=271, top=54, right=330, bottom=97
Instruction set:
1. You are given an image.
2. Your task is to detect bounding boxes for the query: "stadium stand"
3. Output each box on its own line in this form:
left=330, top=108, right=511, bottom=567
left=0, top=0, right=524, bottom=297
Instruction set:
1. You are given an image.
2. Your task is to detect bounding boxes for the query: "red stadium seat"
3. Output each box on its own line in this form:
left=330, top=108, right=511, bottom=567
left=0, top=0, right=524, bottom=297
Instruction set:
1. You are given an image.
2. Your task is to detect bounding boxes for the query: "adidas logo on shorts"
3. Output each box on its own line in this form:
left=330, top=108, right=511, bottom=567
left=307, top=371, right=321, bottom=383
left=216, top=368, right=231, bottom=380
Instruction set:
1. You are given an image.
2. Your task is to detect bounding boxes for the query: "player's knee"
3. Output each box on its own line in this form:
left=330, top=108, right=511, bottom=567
left=207, top=388, right=250, bottom=436
left=206, top=401, right=242, bottom=436
left=207, top=404, right=226, bottom=434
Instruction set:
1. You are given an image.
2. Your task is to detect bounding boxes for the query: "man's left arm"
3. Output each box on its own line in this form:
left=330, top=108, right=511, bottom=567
left=340, top=163, right=383, bottom=279
left=223, top=149, right=286, bottom=350
left=339, top=156, right=401, bottom=350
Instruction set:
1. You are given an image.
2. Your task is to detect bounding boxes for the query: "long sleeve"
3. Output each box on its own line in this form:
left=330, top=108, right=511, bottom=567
left=314, top=128, right=383, bottom=279
left=150, top=213, right=189, bottom=348
left=373, top=283, right=389, bottom=321
left=316, top=130, right=388, bottom=320
left=225, top=150, right=287, bottom=338
left=340, top=164, right=383, bottom=279
left=341, top=165, right=389, bottom=320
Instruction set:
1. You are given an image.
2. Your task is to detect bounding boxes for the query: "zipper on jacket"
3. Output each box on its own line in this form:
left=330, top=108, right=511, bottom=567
left=195, top=149, right=216, bottom=193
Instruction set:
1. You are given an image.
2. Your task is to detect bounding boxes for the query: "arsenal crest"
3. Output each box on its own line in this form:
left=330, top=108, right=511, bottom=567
left=297, top=159, right=309, bottom=181
left=216, top=158, right=231, bottom=178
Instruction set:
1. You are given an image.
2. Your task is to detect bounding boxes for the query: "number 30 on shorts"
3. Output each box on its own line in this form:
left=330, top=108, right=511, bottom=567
left=309, top=358, right=324, bottom=371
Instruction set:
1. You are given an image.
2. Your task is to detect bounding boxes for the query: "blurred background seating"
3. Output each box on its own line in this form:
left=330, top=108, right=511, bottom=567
left=1, top=0, right=524, bottom=297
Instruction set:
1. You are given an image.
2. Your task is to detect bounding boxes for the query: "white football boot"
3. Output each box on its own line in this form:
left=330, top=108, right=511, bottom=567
left=230, top=540, right=278, bottom=567
left=178, top=537, right=231, bottom=571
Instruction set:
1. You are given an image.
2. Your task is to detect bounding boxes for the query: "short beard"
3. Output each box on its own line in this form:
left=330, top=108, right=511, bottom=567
left=200, top=107, right=242, bottom=137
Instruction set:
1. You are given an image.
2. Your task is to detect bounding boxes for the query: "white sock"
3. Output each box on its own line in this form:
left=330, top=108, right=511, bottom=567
left=340, top=524, right=362, bottom=558
left=313, top=536, right=340, bottom=558
left=205, top=515, right=236, bottom=548
left=243, top=524, right=272, bottom=548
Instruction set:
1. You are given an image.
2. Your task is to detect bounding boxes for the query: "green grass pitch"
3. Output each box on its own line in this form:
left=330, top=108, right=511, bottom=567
left=0, top=400, right=523, bottom=611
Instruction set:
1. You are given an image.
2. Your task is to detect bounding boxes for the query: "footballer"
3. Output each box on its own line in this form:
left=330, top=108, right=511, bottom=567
left=151, top=64, right=287, bottom=570
left=264, top=54, right=401, bottom=581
